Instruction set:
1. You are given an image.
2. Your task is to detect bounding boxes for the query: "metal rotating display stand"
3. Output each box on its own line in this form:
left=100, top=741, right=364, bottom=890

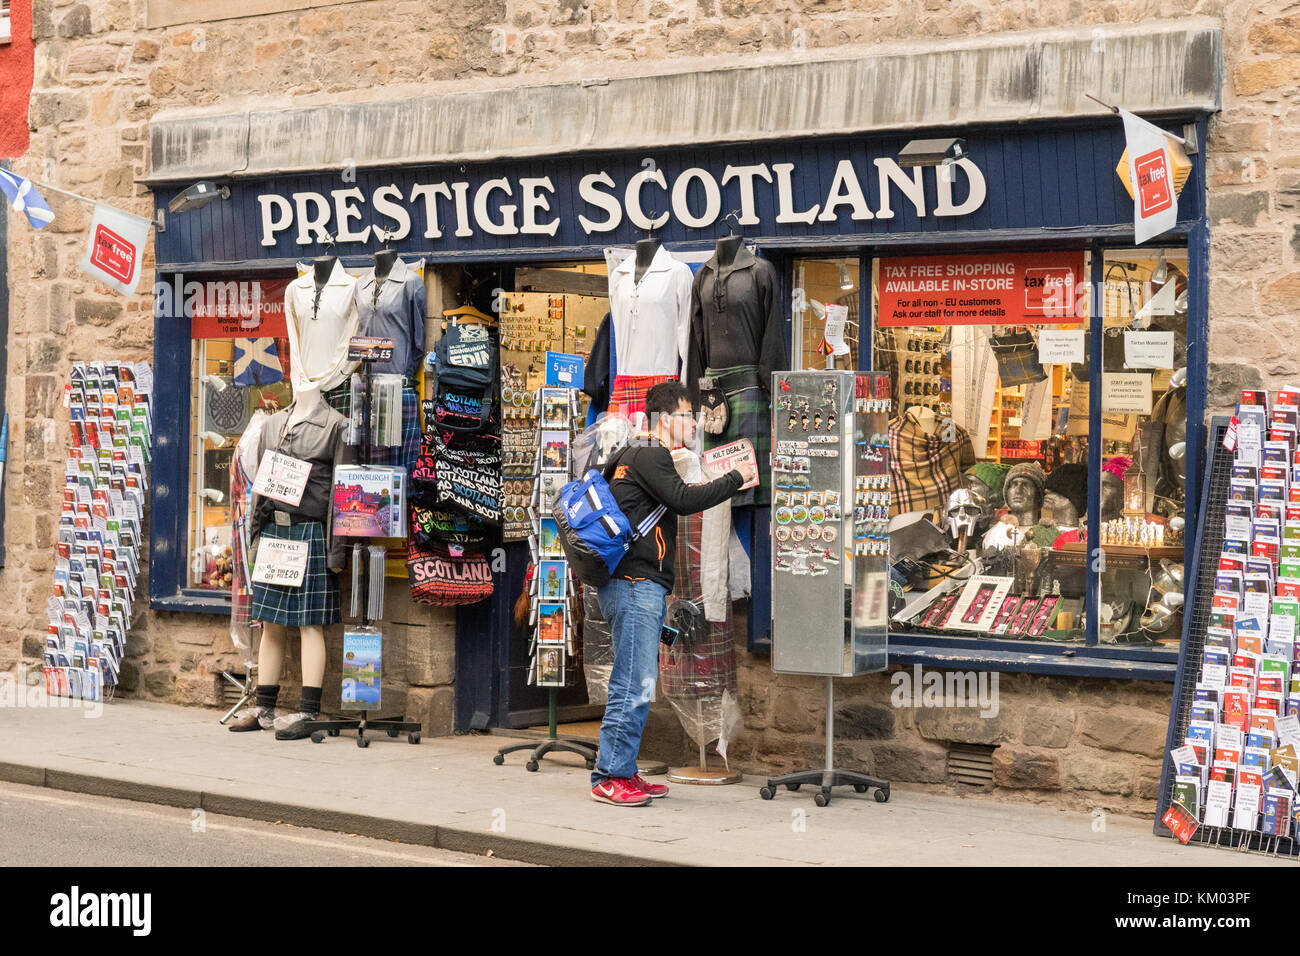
left=305, top=338, right=422, bottom=748
left=758, top=677, right=889, bottom=806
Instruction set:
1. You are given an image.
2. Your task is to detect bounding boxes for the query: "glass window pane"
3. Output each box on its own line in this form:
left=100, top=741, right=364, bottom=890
left=878, top=253, right=1092, bottom=645
left=1096, top=247, right=1188, bottom=650
left=792, top=257, right=859, bottom=370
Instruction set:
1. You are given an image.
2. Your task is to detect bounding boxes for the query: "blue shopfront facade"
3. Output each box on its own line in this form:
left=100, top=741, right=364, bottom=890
left=150, top=112, right=1210, bottom=730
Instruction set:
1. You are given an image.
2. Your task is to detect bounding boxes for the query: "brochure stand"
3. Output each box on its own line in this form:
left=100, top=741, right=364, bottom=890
left=307, top=338, right=422, bottom=747
left=494, top=687, right=596, bottom=771
left=495, top=383, right=595, bottom=772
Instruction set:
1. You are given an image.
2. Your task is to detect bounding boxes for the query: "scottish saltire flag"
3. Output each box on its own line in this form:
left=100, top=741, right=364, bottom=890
left=233, top=338, right=284, bottom=387
left=0, top=169, right=54, bottom=228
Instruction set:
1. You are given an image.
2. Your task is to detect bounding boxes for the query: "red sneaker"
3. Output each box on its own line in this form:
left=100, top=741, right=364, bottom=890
left=591, top=778, right=652, bottom=807
left=631, top=773, right=669, bottom=798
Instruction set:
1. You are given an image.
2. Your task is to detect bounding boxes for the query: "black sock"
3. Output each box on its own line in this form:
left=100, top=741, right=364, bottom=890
left=301, top=685, right=322, bottom=717
left=255, top=685, right=280, bottom=710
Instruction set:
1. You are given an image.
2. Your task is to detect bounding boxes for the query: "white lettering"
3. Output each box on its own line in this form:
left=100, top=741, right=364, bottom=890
left=474, top=178, right=518, bottom=236
left=625, top=168, right=670, bottom=230
left=578, top=171, right=622, bottom=233
left=772, top=162, right=820, bottom=224
left=817, top=159, right=873, bottom=222
left=933, top=157, right=987, bottom=217
left=330, top=187, right=371, bottom=243
left=409, top=182, right=453, bottom=238
left=874, top=159, right=926, bottom=220
left=670, top=166, right=721, bottom=229
left=291, top=191, right=331, bottom=244
left=371, top=184, right=411, bottom=240
left=258, top=194, right=293, bottom=247
left=450, top=182, right=474, bottom=238
left=519, top=176, right=560, bottom=236
left=721, top=163, right=772, bottom=225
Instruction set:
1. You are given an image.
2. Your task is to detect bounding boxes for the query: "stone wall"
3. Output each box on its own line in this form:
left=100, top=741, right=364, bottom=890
left=2, top=0, right=1298, bottom=810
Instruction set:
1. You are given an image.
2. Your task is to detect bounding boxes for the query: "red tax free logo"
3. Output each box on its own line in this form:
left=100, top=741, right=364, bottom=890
left=1134, top=147, right=1173, bottom=216
left=89, top=223, right=137, bottom=285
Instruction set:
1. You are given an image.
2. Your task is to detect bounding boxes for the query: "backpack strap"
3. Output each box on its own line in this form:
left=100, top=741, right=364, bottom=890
left=605, top=445, right=667, bottom=541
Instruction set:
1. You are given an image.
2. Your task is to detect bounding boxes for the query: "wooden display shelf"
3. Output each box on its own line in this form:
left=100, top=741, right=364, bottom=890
left=1050, top=540, right=1183, bottom=571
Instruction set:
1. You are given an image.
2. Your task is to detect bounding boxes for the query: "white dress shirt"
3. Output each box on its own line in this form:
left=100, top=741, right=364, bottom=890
left=608, top=245, right=693, bottom=378
left=284, top=259, right=361, bottom=392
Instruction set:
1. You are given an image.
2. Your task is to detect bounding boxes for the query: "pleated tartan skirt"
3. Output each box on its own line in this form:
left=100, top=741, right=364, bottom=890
left=249, top=521, right=341, bottom=627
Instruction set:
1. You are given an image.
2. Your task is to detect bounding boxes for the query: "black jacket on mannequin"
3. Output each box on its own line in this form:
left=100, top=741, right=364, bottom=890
left=685, top=245, right=787, bottom=402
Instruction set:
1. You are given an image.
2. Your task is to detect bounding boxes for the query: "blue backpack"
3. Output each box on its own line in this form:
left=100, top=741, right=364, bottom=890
left=552, top=451, right=666, bottom=587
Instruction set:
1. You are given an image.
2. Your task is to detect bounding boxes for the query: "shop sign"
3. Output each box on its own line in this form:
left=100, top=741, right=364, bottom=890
left=254, top=157, right=987, bottom=248
left=876, top=251, right=1086, bottom=327
left=189, top=277, right=289, bottom=339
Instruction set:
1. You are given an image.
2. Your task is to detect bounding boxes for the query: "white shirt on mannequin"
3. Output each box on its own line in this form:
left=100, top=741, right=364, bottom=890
left=284, top=259, right=361, bottom=392
left=607, top=245, right=693, bottom=378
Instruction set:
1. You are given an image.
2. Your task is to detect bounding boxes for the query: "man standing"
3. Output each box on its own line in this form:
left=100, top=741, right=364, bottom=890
left=590, top=380, right=755, bottom=806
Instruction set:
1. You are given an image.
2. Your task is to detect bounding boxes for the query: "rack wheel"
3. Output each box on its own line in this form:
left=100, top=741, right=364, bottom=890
left=786, top=783, right=801, bottom=792
left=759, top=787, right=775, bottom=800
left=310, top=731, right=325, bottom=744
left=493, top=754, right=505, bottom=765
left=387, top=728, right=400, bottom=738
left=525, top=760, right=539, bottom=772
left=814, top=790, right=831, bottom=808
left=585, top=759, right=595, bottom=770
left=874, top=788, right=890, bottom=803
left=357, top=735, right=370, bottom=749
left=853, top=783, right=868, bottom=793
left=408, top=732, right=421, bottom=744
left=328, top=729, right=340, bottom=737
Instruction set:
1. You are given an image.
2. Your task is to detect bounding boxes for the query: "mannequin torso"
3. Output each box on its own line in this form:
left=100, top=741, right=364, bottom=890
left=287, top=382, right=323, bottom=429
left=313, top=255, right=336, bottom=292
left=373, top=249, right=396, bottom=283
left=715, top=234, right=742, bottom=268
left=906, top=404, right=939, bottom=437
left=633, top=238, right=660, bottom=285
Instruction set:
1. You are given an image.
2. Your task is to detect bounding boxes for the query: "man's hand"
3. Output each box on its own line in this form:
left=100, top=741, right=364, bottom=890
left=733, top=456, right=759, bottom=491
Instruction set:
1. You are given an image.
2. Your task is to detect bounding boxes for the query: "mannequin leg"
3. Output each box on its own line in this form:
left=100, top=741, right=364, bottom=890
left=259, top=622, right=287, bottom=684
left=299, top=626, right=326, bottom=687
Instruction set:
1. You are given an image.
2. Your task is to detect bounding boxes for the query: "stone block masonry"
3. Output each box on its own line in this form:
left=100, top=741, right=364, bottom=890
left=2, top=0, right=1298, bottom=813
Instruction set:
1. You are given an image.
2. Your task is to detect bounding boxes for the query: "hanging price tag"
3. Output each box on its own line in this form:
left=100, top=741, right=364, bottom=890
left=252, top=450, right=311, bottom=506
left=251, top=537, right=310, bottom=588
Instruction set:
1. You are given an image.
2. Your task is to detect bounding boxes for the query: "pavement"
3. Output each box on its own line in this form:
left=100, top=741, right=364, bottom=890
left=0, top=698, right=1282, bottom=867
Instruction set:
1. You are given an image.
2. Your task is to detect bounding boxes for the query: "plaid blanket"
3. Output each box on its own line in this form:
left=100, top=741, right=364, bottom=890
left=703, top=365, right=771, bottom=507
left=324, top=383, right=421, bottom=471
left=888, top=412, right=976, bottom=514
left=659, top=512, right=739, bottom=702
left=249, top=521, right=341, bottom=627
left=610, top=374, right=674, bottom=422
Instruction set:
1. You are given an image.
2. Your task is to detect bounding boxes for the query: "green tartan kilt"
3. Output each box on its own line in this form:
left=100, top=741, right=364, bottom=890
left=703, top=367, right=771, bottom=508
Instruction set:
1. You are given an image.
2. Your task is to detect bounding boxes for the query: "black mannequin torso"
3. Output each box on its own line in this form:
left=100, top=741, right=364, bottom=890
left=634, top=237, right=661, bottom=284
left=715, top=234, right=742, bottom=267
left=374, top=249, right=397, bottom=282
left=313, top=255, right=337, bottom=290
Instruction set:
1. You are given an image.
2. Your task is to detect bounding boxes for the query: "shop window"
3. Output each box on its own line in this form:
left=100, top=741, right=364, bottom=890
left=1096, top=248, right=1189, bottom=649
left=792, top=257, right=859, bottom=371
left=186, top=276, right=293, bottom=595
left=876, top=248, right=1189, bottom=656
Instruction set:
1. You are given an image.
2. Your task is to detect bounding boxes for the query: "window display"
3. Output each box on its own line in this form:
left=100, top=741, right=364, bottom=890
left=880, top=248, right=1189, bottom=648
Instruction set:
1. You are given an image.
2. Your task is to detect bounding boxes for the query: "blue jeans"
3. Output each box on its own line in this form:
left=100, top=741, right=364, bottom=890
left=591, top=577, right=668, bottom=786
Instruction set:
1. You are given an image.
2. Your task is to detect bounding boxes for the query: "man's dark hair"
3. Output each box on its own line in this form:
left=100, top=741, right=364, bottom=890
left=644, top=380, right=693, bottom=419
